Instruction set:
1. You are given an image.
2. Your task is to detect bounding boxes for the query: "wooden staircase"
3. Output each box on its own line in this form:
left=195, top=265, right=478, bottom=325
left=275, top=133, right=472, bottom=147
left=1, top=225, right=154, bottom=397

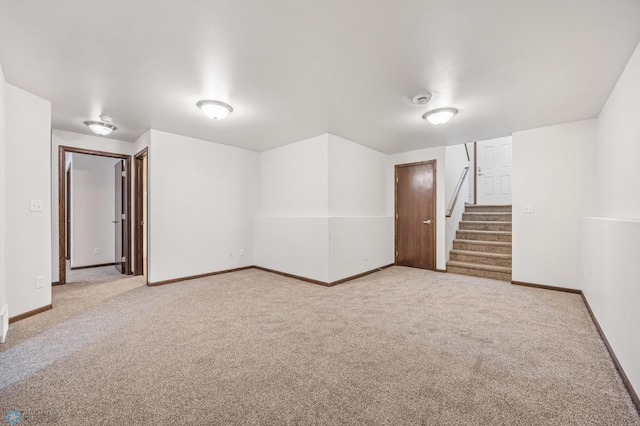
left=447, top=204, right=512, bottom=281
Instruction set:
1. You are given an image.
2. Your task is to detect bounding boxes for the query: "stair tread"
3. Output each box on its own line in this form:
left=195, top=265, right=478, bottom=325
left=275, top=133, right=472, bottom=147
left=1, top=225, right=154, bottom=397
left=446, top=261, right=512, bottom=273
left=449, top=250, right=511, bottom=259
left=460, top=220, right=512, bottom=225
left=453, top=239, right=512, bottom=247
left=463, top=214, right=512, bottom=217
left=457, top=230, right=512, bottom=235
left=466, top=204, right=512, bottom=207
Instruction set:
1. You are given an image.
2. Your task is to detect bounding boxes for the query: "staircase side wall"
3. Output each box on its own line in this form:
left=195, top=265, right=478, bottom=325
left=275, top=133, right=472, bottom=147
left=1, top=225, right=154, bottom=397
left=445, top=144, right=470, bottom=262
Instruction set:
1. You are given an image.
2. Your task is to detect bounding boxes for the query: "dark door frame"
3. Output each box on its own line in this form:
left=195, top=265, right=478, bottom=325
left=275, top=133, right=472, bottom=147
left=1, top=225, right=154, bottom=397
left=65, top=168, right=71, bottom=259
left=394, top=160, right=438, bottom=270
left=134, top=147, right=148, bottom=282
left=114, top=159, right=126, bottom=274
left=58, top=146, right=132, bottom=285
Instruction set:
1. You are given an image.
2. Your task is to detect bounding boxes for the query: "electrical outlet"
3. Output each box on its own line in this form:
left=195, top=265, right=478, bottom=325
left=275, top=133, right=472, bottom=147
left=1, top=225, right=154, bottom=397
left=523, top=204, right=535, bottom=213
left=239, top=249, right=245, bottom=257
left=364, top=251, right=369, bottom=261
left=29, top=199, right=44, bottom=212
left=228, top=250, right=234, bottom=258
left=35, top=276, right=44, bottom=289
left=94, top=247, right=100, bottom=254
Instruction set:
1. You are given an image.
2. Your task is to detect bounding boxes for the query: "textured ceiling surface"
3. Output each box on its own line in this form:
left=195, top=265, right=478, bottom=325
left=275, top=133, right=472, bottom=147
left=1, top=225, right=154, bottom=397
left=1, top=0, right=639, bottom=153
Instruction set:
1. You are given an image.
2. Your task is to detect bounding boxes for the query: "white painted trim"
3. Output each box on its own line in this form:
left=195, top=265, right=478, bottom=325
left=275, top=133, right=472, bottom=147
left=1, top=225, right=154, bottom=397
left=0, top=304, right=8, bottom=343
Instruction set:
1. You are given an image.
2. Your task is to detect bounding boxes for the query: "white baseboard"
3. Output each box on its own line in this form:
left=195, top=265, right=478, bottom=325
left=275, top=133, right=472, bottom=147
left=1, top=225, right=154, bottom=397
left=0, top=304, right=8, bottom=343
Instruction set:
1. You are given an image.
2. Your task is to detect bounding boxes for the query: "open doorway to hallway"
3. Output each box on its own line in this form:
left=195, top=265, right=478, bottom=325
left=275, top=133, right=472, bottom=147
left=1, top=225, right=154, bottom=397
left=58, top=146, right=132, bottom=285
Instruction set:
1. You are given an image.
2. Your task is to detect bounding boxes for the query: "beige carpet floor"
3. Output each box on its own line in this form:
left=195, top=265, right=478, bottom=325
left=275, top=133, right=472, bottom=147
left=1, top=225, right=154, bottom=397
left=66, top=261, right=126, bottom=284
left=1, top=267, right=638, bottom=425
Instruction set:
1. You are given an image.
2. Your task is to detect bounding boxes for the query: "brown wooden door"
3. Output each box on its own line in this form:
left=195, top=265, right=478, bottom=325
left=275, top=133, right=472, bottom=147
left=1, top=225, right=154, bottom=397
left=395, top=161, right=437, bottom=270
left=114, top=160, right=127, bottom=274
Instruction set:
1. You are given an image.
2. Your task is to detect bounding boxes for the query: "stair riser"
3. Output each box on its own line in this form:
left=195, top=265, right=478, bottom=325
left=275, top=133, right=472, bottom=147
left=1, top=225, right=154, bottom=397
left=462, top=213, right=512, bottom=222
left=465, top=205, right=512, bottom=213
left=447, top=266, right=512, bottom=282
left=449, top=253, right=512, bottom=267
left=459, top=222, right=512, bottom=232
left=456, top=231, right=512, bottom=242
left=452, top=241, right=512, bottom=254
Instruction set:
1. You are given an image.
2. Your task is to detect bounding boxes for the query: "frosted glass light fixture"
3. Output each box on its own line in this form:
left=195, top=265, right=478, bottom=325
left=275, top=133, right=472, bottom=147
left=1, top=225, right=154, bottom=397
left=84, top=116, right=116, bottom=135
left=423, top=107, right=458, bottom=125
left=197, top=100, right=233, bottom=120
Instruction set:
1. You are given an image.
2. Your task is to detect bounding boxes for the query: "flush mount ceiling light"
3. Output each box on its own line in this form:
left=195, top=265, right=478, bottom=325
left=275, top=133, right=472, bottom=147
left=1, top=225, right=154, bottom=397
left=423, top=107, right=458, bottom=125
left=412, top=94, right=433, bottom=105
left=84, top=116, right=116, bottom=136
left=197, top=100, right=233, bottom=120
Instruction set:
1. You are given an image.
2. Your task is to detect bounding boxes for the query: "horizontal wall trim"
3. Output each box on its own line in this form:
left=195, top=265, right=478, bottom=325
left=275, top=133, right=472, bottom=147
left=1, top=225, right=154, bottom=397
left=511, top=280, right=581, bottom=294
left=71, top=262, right=116, bottom=270
left=148, top=266, right=254, bottom=286
left=512, top=280, right=638, bottom=414
left=9, top=304, right=53, bottom=324
left=580, top=293, right=640, bottom=414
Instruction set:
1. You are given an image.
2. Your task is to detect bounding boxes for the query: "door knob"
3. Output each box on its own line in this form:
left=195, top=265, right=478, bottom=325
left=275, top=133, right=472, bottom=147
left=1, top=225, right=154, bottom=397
left=112, top=220, right=119, bottom=223
left=423, top=220, right=432, bottom=224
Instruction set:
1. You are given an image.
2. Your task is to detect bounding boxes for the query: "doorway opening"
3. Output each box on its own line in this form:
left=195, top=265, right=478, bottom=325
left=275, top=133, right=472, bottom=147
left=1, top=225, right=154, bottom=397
left=395, top=160, right=437, bottom=270
left=58, top=146, right=132, bottom=285
left=134, top=147, right=148, bottom=282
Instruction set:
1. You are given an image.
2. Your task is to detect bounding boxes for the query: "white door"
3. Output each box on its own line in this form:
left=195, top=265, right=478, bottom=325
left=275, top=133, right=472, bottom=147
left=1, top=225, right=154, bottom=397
left=476, top=137, right=512, bottom=205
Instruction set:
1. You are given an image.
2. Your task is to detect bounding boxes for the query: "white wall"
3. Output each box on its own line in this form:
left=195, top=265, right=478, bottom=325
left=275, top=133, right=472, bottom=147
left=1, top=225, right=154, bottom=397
left=255, top=134, right=330, bottom=281
left=5, top=84, right=51, bottom=317
left=133, top=130, right=150, bottom=155
left=71, top=154, right=120, bottom=268
left=51, top=130, right=135, bottom=282
left=329, top=217, right=393, bottom=282
left=388, top=146, right=447, bottom=270
left=467, top=143, right=475, bottom=204
left=583, top=39, right=640, bottom=400
left=511, top=119, right=596, bottom=289
left=596, top=40, right=640, bottom=219
left=148, top=130, right=259, bottom=283
left=258, top=134, right=328, bottom=216
left=0, top=65, right=7, bottom=341
left=582, top=218, right=640, bottom=399
left=327, top=135, right=393, bottom=281
left=445, top=144, right=470, bottom=260
left=328, top=134, right=387, bottom=216
left=255, top=217, right=330, bottom=282
left=255, top=133, right=394, bottom=283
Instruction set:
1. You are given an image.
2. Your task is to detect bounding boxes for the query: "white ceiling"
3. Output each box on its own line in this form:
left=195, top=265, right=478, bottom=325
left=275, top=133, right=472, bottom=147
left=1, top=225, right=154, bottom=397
left=1, top=1, right=639, bottom=154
